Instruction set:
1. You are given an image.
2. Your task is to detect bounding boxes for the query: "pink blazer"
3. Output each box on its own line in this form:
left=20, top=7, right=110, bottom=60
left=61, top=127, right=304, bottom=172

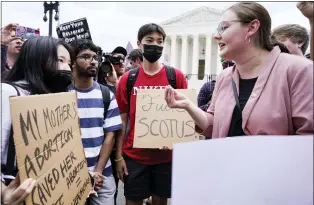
left=202, top=46, right=313, bottom=138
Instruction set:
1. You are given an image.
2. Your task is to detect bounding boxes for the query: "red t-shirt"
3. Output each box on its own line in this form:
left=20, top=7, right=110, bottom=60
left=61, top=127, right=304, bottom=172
left=116, top=65, right=188, bottom=165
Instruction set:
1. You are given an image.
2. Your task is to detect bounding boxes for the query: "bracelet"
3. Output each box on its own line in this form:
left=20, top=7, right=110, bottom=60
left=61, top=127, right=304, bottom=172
left=115, top=157, right=124, bottom=162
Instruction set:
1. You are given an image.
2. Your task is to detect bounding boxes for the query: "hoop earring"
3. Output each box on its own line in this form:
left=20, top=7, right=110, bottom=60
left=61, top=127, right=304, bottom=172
left=245, top=35, right=251, bottom=43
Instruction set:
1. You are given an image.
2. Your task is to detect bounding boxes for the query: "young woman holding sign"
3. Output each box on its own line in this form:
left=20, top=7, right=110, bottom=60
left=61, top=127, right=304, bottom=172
left=1, top=36, right=74, bottom=205
left=164, top=2, right=313, bottom=137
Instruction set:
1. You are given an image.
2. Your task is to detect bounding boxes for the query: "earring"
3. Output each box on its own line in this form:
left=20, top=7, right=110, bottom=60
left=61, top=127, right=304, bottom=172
left=245, top=35, right=251, bottom=43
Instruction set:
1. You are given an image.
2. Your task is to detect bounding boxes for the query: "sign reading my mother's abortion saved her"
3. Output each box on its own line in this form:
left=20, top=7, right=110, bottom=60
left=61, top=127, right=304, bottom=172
left=133, top=89, right=200, bottom=149
left=56, top=17, right=92, bottom=44
left=9, top=92, right=92, bottom=205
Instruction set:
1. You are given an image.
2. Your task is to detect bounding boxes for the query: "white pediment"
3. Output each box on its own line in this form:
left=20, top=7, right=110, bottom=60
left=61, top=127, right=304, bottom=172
left=161, top=6, right=223, bottom=26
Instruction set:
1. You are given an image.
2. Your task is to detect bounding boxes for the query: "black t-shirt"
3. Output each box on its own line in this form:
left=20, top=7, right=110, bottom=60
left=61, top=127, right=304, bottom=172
left=228, top=77, right=258, bottom=137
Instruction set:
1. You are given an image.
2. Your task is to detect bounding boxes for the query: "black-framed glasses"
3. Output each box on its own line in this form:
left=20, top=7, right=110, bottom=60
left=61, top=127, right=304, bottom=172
left=216, top=20, right=251, bottom=35
left=77, top=54, right=100, bottom=63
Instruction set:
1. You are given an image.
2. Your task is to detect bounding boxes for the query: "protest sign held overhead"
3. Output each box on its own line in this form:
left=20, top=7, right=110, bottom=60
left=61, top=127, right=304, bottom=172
left=10, top=92, right=92, bottom=205
left=56, top=17, right=92, bottom=43
left=133, top=89, right=199, bottom=149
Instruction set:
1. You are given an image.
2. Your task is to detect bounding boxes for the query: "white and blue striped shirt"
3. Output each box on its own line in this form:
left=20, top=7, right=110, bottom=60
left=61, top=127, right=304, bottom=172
left=70, top=82, right=122, bottom=177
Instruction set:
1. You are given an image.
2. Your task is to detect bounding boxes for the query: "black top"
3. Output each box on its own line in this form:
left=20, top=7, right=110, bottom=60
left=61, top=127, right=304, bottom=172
left=1, top=44, right=10, bottom=80
left=228, top=77, right=258, bottom=137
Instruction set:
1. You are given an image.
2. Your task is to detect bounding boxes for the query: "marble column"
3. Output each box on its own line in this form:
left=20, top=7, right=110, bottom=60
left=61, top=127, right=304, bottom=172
left=163, top=37, right=171, bottom=64
left=205, top=35, right=212, bottom=76
left=180, top=35, right=188, bottom=74
left=170, top=35, right=177, bottom=67
left=192, top=34, right=199, bottom=76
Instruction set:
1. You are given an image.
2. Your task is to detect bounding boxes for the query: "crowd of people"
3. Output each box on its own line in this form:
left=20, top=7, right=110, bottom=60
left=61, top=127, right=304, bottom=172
left=1, top=2, right=313, bottom=205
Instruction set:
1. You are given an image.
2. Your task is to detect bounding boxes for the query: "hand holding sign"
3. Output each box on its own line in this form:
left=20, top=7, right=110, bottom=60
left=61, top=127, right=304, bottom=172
left=1, top=174, right=36, bottom=205
left=92, top=172, right=104, bottom=191
left=1, top=23, right=21, bottom=45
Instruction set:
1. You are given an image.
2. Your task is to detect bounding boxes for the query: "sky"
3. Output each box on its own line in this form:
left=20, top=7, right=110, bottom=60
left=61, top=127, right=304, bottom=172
left=1, top=1, right=311, bottom=52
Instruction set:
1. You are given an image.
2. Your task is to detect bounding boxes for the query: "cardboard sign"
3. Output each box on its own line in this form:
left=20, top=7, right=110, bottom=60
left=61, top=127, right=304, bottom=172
left=172, top=136, right=314, bottom=205
left=133, top=89, right=199, bottom=149
left=10, top=92, right=92, bottom=205
left=56, top=18, right=92, bottom=43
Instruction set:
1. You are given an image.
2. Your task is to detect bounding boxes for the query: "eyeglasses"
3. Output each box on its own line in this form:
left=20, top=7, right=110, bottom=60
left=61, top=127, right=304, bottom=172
left=216, top=20, right=251, bottom=35
left=77, top=54, right=100, bottom=63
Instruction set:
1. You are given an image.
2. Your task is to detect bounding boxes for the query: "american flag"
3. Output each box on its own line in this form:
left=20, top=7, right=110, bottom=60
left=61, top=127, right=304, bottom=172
left=126, top=41, right=134, bottom=55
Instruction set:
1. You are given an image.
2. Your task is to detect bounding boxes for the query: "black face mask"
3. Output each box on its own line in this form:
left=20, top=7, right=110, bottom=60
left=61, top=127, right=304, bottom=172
left=44, top=70, right=73, bottom=93
left=142, top=44, right=163, bottom=63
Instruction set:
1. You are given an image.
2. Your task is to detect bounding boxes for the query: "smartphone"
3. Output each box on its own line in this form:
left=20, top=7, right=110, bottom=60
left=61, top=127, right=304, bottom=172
left=16, top=25, right=40, bottom=40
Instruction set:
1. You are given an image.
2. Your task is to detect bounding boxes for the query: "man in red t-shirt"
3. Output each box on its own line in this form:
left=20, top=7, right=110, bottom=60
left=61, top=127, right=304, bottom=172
left=115, top=23, right=187, bottom=205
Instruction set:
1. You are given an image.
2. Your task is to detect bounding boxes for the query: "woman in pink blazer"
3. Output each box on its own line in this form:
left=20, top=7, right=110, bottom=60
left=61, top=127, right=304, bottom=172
left=165, top=2, right=313, bottom=138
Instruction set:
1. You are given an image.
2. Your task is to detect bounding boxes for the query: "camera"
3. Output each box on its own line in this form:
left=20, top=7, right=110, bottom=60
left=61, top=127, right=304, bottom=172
left=102, top=52, right=125, bottom=65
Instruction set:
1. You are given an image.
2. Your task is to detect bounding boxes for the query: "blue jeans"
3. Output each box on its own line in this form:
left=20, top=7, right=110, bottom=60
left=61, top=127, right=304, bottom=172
left=90, top=174, right=116, bottom=205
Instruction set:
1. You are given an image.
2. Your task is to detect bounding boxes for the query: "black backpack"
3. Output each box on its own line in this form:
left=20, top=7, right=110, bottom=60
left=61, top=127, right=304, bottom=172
left=99, top=84, right=111, bottom=118
left=126, top=65, right=177, bottom=104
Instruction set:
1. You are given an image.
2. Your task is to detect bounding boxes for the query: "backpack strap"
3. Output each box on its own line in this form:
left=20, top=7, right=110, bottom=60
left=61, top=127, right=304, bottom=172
left=126, top=67, right=140, bottom=110
left=165, top=65, right=177, bottom=89
left=99, top=84, right=111, bottom=118
left=126, top=66, right=177, bottom=105
left=5, top=83, right=20, bottom=180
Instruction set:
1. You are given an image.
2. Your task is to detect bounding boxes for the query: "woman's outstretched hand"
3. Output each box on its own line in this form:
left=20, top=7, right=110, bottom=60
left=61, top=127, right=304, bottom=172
left=164, top=86, right=191, bottom=109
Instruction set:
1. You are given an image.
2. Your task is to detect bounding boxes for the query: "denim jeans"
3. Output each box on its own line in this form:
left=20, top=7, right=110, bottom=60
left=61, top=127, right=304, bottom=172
left=90, top=174, right=116, bottom=205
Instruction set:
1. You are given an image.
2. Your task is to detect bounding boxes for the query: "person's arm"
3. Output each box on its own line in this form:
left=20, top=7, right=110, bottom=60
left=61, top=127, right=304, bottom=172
left=290, top=61, right=314, bottom=134
left=114, top=80, right=119, bottom=89
left=94, top=132, right=115, bottom=173
left=115, top=74, right=129, bottom=161
left=310, top=21, right=313, bottom=60
left=185, top=102, right=211, bottom=131
left=115, top=113, right=127, bottom=160
left=1, top=24, right=19, bottom=79
left=297, top=2, right=313, bottom=60
left=95, top=91, right=123, bottom=173
left=115, top=74, right=129, bottom=181
left=165, top=87, right=211, bottom=133
left=165, top=73, right=221, bottom=138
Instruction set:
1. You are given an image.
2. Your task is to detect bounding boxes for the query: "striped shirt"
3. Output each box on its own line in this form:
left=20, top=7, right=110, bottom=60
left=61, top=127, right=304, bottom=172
left=69, top=81, right=122, bottom=177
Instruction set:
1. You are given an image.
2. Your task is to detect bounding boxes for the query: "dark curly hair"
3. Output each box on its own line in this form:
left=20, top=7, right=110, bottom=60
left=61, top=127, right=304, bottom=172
left=70, top=39, right=100, bottom=57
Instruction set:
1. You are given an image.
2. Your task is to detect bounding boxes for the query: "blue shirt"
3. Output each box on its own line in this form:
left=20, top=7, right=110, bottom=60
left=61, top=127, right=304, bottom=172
left=69, top=81, right=122, bottom=176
